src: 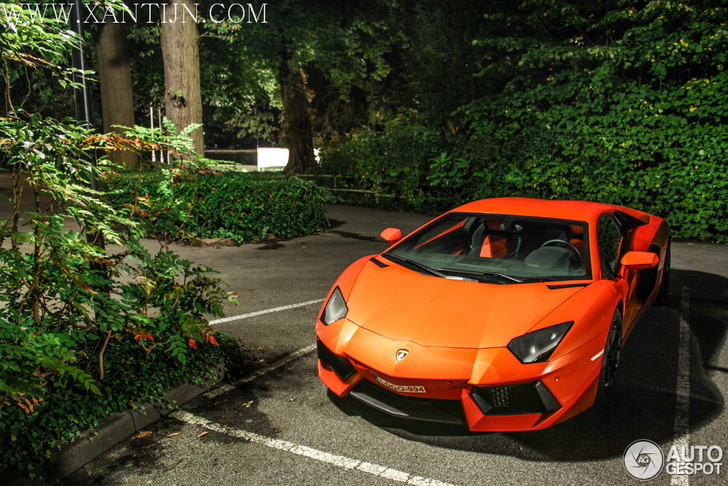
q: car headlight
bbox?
[507,322,573,364]
[321,287,348,325]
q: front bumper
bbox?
[316,326,606,432]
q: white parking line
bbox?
[209,299,325,326]
[204,344,317,399]
[671,287,691,486]
[173,410,459,486]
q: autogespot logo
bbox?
[624,440,665,481]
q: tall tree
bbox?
[160,0,204,155]
[376,0,494,130]
[278,55,314,172]
[231,0,398,172]
[97,21,137,170]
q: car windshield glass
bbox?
[383,212,591,282]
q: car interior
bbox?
[389,213,591,281]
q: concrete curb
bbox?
[3,362,225,486]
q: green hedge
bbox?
[1,339,225,473]
[317,124,728,242]
[316,1,728,243]
[102,170,329,243]
[315,125,450,212]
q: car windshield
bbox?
[383,212,591,283]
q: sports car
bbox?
[316,198,670,431]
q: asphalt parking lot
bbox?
[37,204,728,485]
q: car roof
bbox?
[452,197,633,224]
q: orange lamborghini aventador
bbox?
[316,198,670,432]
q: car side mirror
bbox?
[380,228,402,245]
[620,251,659,270]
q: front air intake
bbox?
[470,381,560,415]
[317,338,356,381]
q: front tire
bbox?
[596,309,622,403]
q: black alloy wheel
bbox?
[596,309,622,402]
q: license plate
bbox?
[375,376,426,394]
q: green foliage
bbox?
[320,0,728,243]
[317,124,446,209]
[224,109,279,145]
[186,172,328,242]
[0,113,239,472]
[102,169,328,244]
[0,13,240,475]
[0,2,91,119]
[2,334,227,472]
[462,0,728,241]
[316,121,507,211]
[362,0,496,130]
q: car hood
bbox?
[345,261,585,349]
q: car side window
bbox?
[597,214,623,279]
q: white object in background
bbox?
[257,148,289,170]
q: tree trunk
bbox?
[96,22,137,170]
[279,56,315,173]
[160,0,204,156]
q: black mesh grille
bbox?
[470,380,560,415]
[488,386,511,408]
[317,338,356,381]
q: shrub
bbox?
[317,118,728,243]
[316,124,446,210]
[1,333,227,472]
[101,170,329,244]
[0,14,242,471]
[0,115,240,475]
[184,172,328,242]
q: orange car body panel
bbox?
[346,264,585,348]
[316,198,670,431]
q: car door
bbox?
[596,213,644,335]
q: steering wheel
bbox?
[540,239,583,267]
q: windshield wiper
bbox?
[383,253,447,278]
[438,268,525,283]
